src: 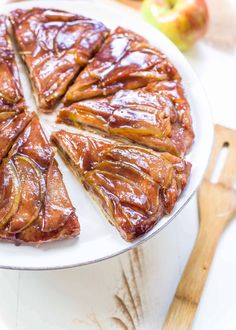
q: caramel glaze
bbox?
[10,8,109,112]
[52,130,191,241]
[0,114,80,244]
[64,26,180,104]
[0,16,26,114]
[0,112,32,163]
[58,80,194,156]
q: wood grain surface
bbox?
[111,248,146,329]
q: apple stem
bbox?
[167,0,176,9]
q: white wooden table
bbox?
[0,1,236,329]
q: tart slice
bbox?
[0,15,26,114]
[10,8,109,112]
[51,130,191,241]
[58,81,194,156]
[0,114,80,244]
[64,26,180,104]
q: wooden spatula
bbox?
[163,125,236,330]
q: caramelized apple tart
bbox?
[58,80,194,156]
[0,114,80,244]
[52,130,191,241]
[0,7,194,244]
[10,8,109,112]
[64,26,180,104]
[0,15,26,114]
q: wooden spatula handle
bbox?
[163,223,222,330]
[163,124,236,329]
[163,178,235,330]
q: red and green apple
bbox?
[142,0,209,51]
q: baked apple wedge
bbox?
[0,159,21,229]
[16,159,79,244]
[52,130,191,241]
[146,80,194,152]
[0,111,32,163]
[8,155,43,234]
[58,83,194,156]
[0,15,26,114]
[10,8,109,112]
[43,159,77,232]
[0,114,80,244]
[64,26,180,104]
[9,113,53,170]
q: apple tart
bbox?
[58,80,194,156]
[0,114,80,244]
[0,15,26,114]
[0,7,194,245]
[63,26,180,104]
[51,130,191,241]
[10,8,109,112]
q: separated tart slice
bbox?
[58,81,194,156]
[0,114,80,244]
[10,8,109,112]
[63,26,180,105]
[0,15,26,114]
[51,130,191,241]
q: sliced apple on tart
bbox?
[0,15,26,114]
[51,130,191,241]
[58,83,194,156]
[43,159,77,233]
[10,8,109,112]
[0,159,21,229]
[0,111,32,163]
[0,114,80,244]
[63,26,180,104]
[16,159,79,244]
[8,155,44,234]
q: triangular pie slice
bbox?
[0,114,80,244]
[58,80,194,156]
[51,130,191,241]
[0,15,26,114]
[64,26,180,104]
[10,8,109,112]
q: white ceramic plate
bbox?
[1,0,213,270]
